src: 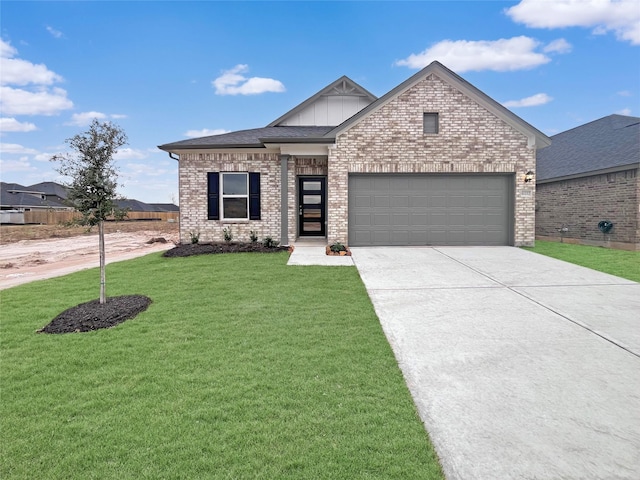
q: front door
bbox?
[298,177,326,237]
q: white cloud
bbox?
[0,117,37,132]
[0,142,39,154]
[543,38,572,53]
[120,162,171,181]
[65,111,107,126]
[65,112,128,126]
[46,26,64,39]
[184,128,230,138]
[616,108,632,115]
[0,57,64,86]
[0,38,18,58]
[506,0,640,45]
[213,64,285,95]
[0,39,72,117]
[395,36,551,72]
[0,86,73,116]
[503,93,553,107]
[114,148,147,160]
[617,90,632,96]
[34,152,58,162]
[0,158,36,173]
[0,39,63,86]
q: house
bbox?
[158,61,550,247]
[535,115,639,251]
[0,181,179,224]
[0,182,71,211]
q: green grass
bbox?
[0,252,444,479]
[523,241,640,282]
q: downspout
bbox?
[168,152,179,161]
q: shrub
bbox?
[262,236,279,248]
[189,231,200,244]
[223,227,233,243]
[249,230,259,243]
[329,241,346,253]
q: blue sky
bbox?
[1,0,638,204]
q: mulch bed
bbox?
[163,242,290,258]
[38,295,152,334]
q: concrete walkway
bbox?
[351,247,640,480]
[287,239,353,266]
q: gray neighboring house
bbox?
[536,114,640,250]
[1,181,178,223]
[0,182,71,211]
[159,61,550,247]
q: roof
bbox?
[158,126,334,151]
[537,114,640,182]
[159,61,550,152]
[27,181,69,199]
[149,203,180,212]
[1,183,69,209]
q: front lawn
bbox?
[0,252,443,479]
[524,241,640,282]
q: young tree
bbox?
[51,119,128,304]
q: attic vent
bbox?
[423,113,439,134]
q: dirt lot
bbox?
[0,221,179,290]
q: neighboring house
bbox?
[0,182,71,211]
[159,61,550,247]
[536,115,640,251]
[1,181,179,223]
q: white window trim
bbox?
[221,172,249,221]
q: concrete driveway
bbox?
[351,246,640,480]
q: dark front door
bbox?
[298,177,326,237]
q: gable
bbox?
[269,76,377,127]
[328,61,550,150]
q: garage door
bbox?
[348,174,513,246]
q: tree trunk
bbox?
[99,220,106,304]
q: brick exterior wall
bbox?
[177,152,281,244]
[177,73,541,247]
[535,168,640,250]
[327,73,537,246]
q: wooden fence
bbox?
[23,210,179,225]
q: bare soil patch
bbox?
[0,221,179,290]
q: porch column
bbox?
[280,154,290,246]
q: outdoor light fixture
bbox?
[524,170,534,183]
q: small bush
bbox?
[223,227,233,243]
[329,241,346,253]
[249,230,259,243]
[262,236,279,248]
[189,231,200,244]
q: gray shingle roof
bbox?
[1,183,68,209]
[159,126,334,150]
[537,114,640,182]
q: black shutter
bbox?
[249,172,261,220]
[207,172,219,220]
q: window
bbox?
[222,173,248,219]
[207,172,260,221]
[423,113,439,134]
